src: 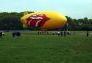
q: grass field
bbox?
[0,31,92,63]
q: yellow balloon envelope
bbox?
[21,11,67,30]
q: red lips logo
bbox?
[27,14,49,28]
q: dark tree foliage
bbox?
[66,16,92,31]
[0,12,23,30]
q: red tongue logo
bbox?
[27,14,49,28]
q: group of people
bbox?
[37,31,71,36]
[57,31,71,36]
[0,32,5,38]
[0,31,21,38]
[12,32,21,38]
[0,31,90,38]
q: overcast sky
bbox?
[0,0,92,18]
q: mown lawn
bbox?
[0,32,92,63]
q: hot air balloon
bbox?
[21,11,67,30]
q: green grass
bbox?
[0,32,92,63]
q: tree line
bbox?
[66,16,92,31]
[0,12,92,31]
